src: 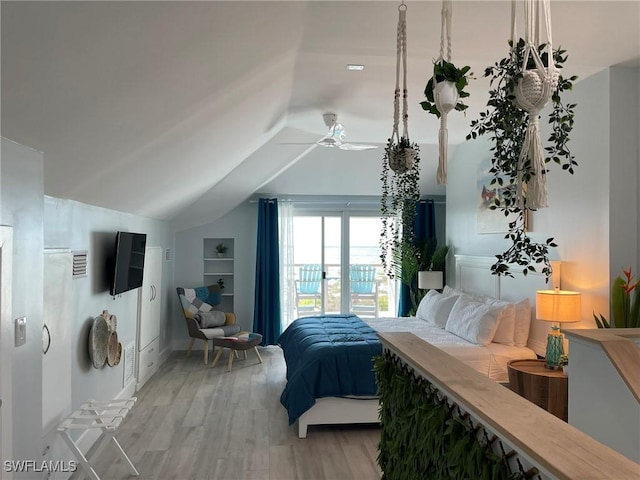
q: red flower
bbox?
[621,267,639,294]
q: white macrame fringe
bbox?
[511,0,556,209]
[434,0,454,185]
[437,116,448,185]
[516,115,548,209]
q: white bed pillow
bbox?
[444,287,517,346]
[445,296,503,346]
[416,290,460,328]
[442,285,466,298]
[474,296,516,346]
[513,298,532,347]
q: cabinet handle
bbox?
[147,362,154,368]
[42,324,51,355]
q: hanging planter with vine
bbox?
[467,0,578,279]
[420,0,472,184]
[380,2,421,278]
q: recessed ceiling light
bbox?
[346,64,365,71]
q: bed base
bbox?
[297,397,380,438]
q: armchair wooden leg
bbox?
[186,338,195,358]
[227,348,234,372]
[254,347,263,364]
[203,339,210,364]
[211,348,224,368]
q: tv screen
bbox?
[110,232,147,296]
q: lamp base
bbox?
[545,332,564,369]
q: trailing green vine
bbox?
[374,353,526,479]
[467,39,578,279]
[380,137,421,278]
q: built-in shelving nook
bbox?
[203,238,234,312]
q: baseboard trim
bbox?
[173,338,207,351]
[159,344,171,365]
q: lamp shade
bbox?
[418,271,443,290]
[535,290,582,323]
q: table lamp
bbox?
[418,271,443,290]
[535,289,581,369]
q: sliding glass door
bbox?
[348,216,391,317]
[292,212,393,319]
[292,216,342,316]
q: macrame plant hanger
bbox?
[434,0,456,185]
[388,1,415,174]
[512,0,558,209]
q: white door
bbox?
[42,250,74,478]
[42,250,72,432]
[138,247,162,351]
[0,226,14,472]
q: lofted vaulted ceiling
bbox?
[2,1,639,231]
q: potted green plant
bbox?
[215,242,228,257]
[467,38,578,280]
[217,278,225,291]
[420,59,472,119]
[388,136,418,174]
[380,139,421,278]
[559,354,569,375]
[593,267,640,328]
[393,240,449,315]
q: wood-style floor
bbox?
[82,346,382,480]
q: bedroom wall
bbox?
[44,197,173,409]
[446,67,639,326]
[608,66,639,280]
[1,137,45,474]
[0,136,174,468]
[173,202,257,348]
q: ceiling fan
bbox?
[316,113,378,151]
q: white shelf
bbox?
[204,238,234,312]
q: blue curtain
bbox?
[253,198,282,345]
[397,199,436,317]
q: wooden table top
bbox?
[507,359,566,378]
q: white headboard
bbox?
[454,255,549,356]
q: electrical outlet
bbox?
[15,316,26,346]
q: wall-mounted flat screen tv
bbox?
[110,231,147,296]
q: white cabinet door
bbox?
[138,247,162,353]
[42,250,72,434]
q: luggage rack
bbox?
[57,398,139,480]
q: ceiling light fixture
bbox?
[346,64,365,71]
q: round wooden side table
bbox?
[507,359,568,421]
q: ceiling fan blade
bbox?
[317,137,342,147]
[339,143,378,151]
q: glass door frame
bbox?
[293,207,386,317]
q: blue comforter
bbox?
[277,314,382,425]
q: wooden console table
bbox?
[508,359,568,421]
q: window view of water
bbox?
[292,215,395,317]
